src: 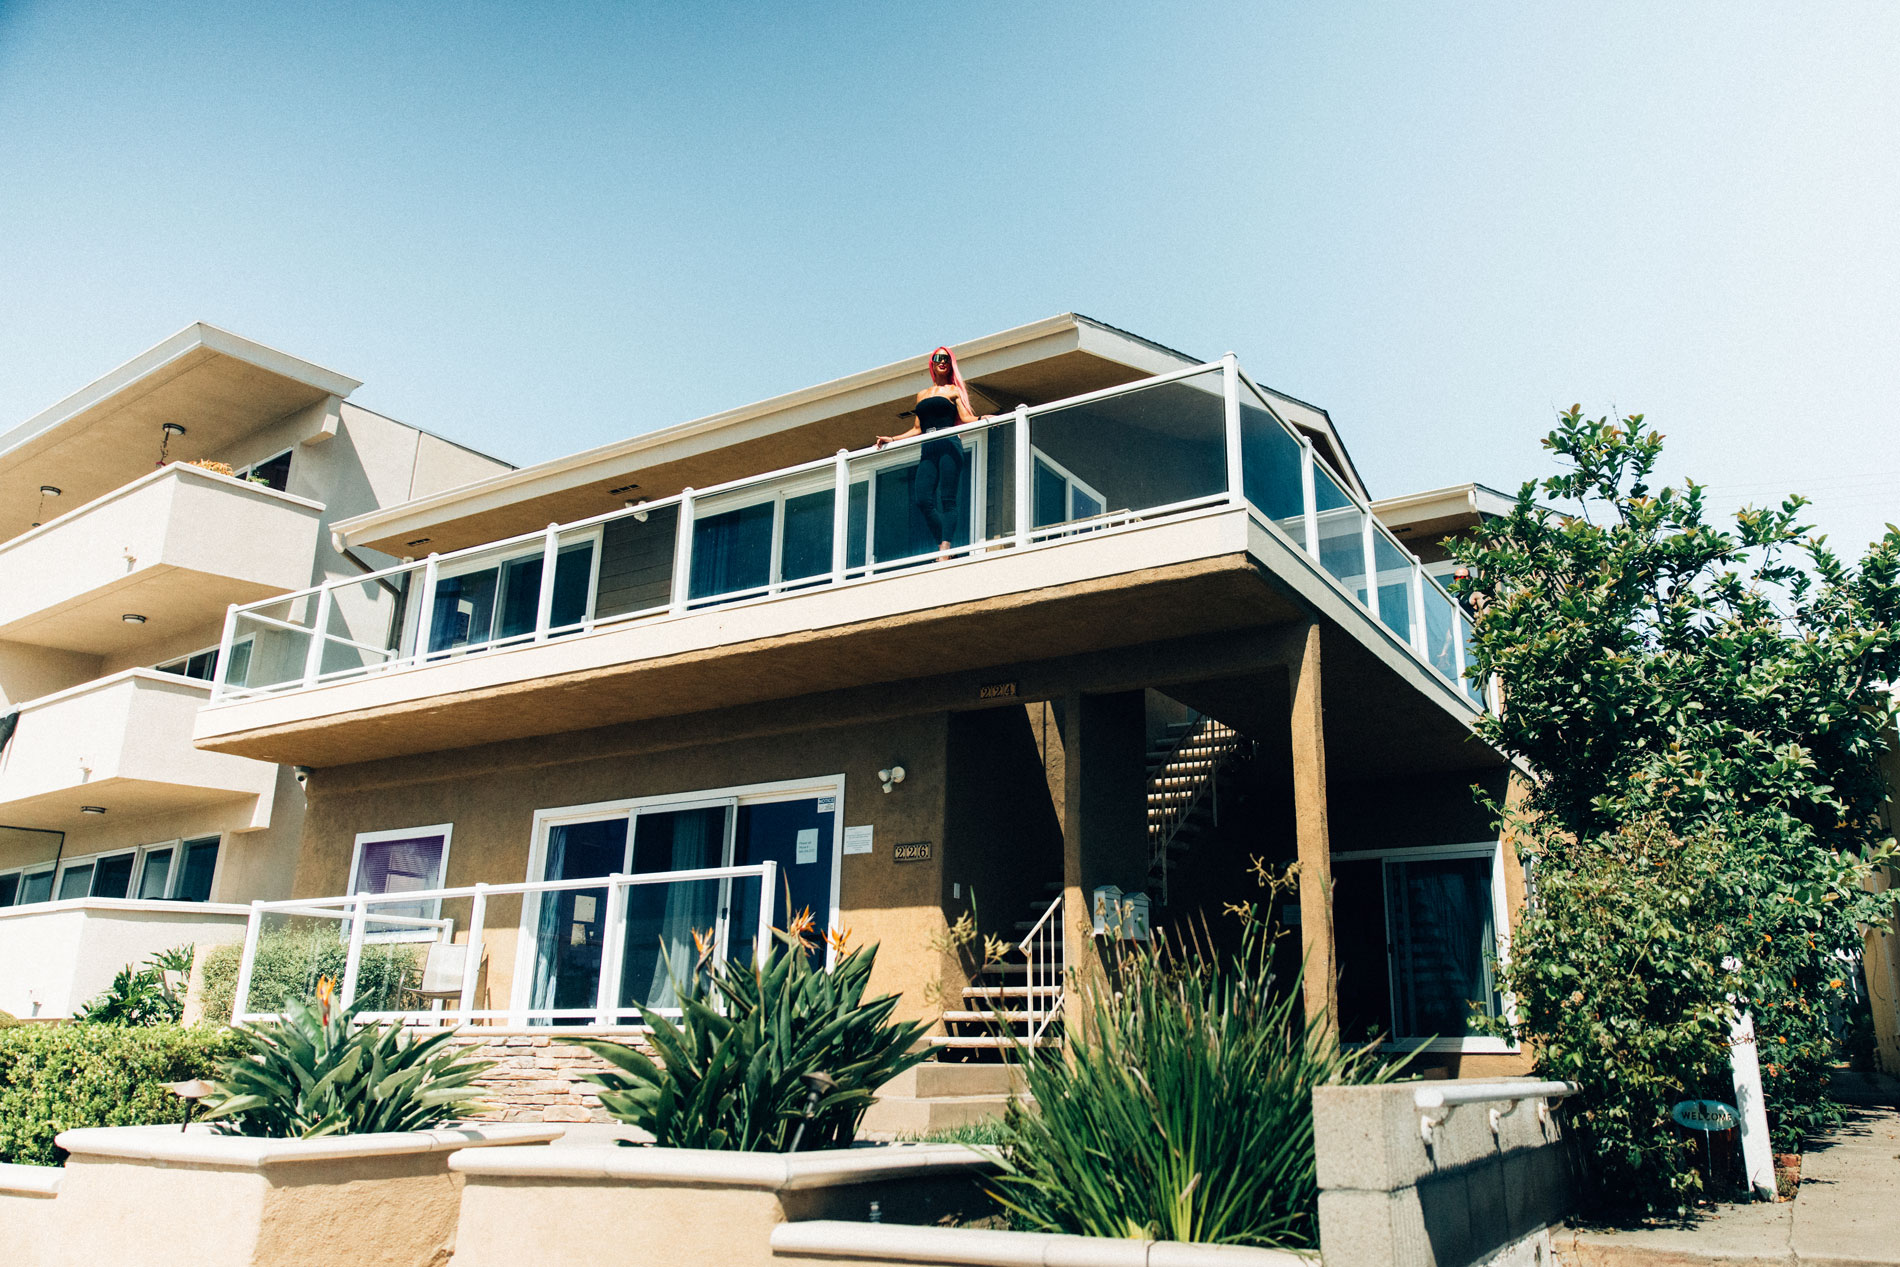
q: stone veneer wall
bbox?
[450,1034,654,1124]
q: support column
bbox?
[1290,622,1339,1041]
[1059,691,1148,1012]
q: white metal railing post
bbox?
[1359,514,1378,615]
[211,602,241,702]
[831,450,850,583]
[1409,565,1428,659]
[341,891,369,1010]
[755,859,779,969]
[533,523,560,642]
[301,582,334,687]
[459,883,488,1019]
[1013,404,1032,548]
[231,900,264,1022]
[1221,353,1243,505]
[670,489,696,614]
[1299,438,1320,560]
[413,553,441,663]
[1453,606,1470,695]
[596,874,631,1026]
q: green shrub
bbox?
[73,945,194,1025]
[990,923,1401,1249]
[578,932,930,1152]
[0,1010,19,1029]
[0,1023,244,1166]
[202,987,491,1138]
[200,929,421,1023]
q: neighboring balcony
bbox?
[0,670,279,831]
[0,462,323,656]
[195,358,1489,766]
[0,898,249,1018]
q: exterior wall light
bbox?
[878,766,906,794]
[122,613,148,624]
[80,805,107,815]
[626,500,649,522]
[39,486,61,498]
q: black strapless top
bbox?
[915,394,959,430]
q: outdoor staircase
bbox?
[928,882,1066,1061]
[1145,714,1253,904]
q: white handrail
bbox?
[210,354,1489,714]
[1414,1080,1579,1109]
[1019,894,1064,1043]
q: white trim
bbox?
[0,834,222,907]
[511,774,846,1026]
[1027,445,1108,529]
[235,446,295,492]
[1333,840,1518,1054]
[346,823,454,938]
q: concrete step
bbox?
[962,984,1061,1000]
[880,1062,1025,1099]
[859,1093,1019,1137]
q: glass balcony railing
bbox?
[209,357,1488,710]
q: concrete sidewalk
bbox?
[1557,1090,1900,1267]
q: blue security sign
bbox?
[1671,1100,1741,1132]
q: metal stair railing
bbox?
[1019,894,1065,1043]
[1146,716,1251,904]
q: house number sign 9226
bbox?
[892,841,932,863]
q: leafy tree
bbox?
[1454,410,1900,1209]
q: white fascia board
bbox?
[0,323,361,459]
[329,314,1091,550]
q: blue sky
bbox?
[2,2,1895,552]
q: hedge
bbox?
[0,1023,243,1166]
[200,928,423,1024]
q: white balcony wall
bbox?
[0,670,278,831]
[0,899,248,1018]
[0,463,323,656]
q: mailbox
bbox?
[1090,885,1124,936]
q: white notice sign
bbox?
[842,825,874,856]
[795,828,819,865]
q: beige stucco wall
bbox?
[297,711,963,1024]
[0,900,247,1017]
[0,641,99,710]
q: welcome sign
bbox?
[1670,1100,1741,1132]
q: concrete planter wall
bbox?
[1314,1079,1577,1267]
[0,1162,62,1267]
[770,1221,1314,1265]
[45,1122,560,1267]
[448,1143,1000,1267]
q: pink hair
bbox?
[928,346,970,401]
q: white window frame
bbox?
[0,837,218,906]
[1332,840,1518,1054]
[410,529,604,658]
[346,824,455,941]
[511,773,846,1025]
[1028,445,1108,530]
[157,635,253,683]
[235,447,294,491]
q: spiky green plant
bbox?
[576,932,929,1151]
[990,923,1402,1248]
[201,983,491,1138]
[73,944,194,1026]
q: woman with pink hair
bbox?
[876,346,985,561]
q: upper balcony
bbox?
[0,669,279,831]
[0,463,323,656]
[194,359,1489,767]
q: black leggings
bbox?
[913,437,964,545]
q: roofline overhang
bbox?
[0,323,362,461]
[331,314,1152,552]
[1372,481,1520,527]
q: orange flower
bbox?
[823,924,853,956]
[1829,978,1844,990]
[781,906,818,952]
[690,926,717,967]
[316,975,336,1026]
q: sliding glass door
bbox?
[523,780,840,1025]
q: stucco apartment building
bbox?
[192,314,1529,1087]
[0,325,510,1017]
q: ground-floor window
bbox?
[348,825,452,936]
[514,776,842,1026]
[1332,842,1515,1053]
